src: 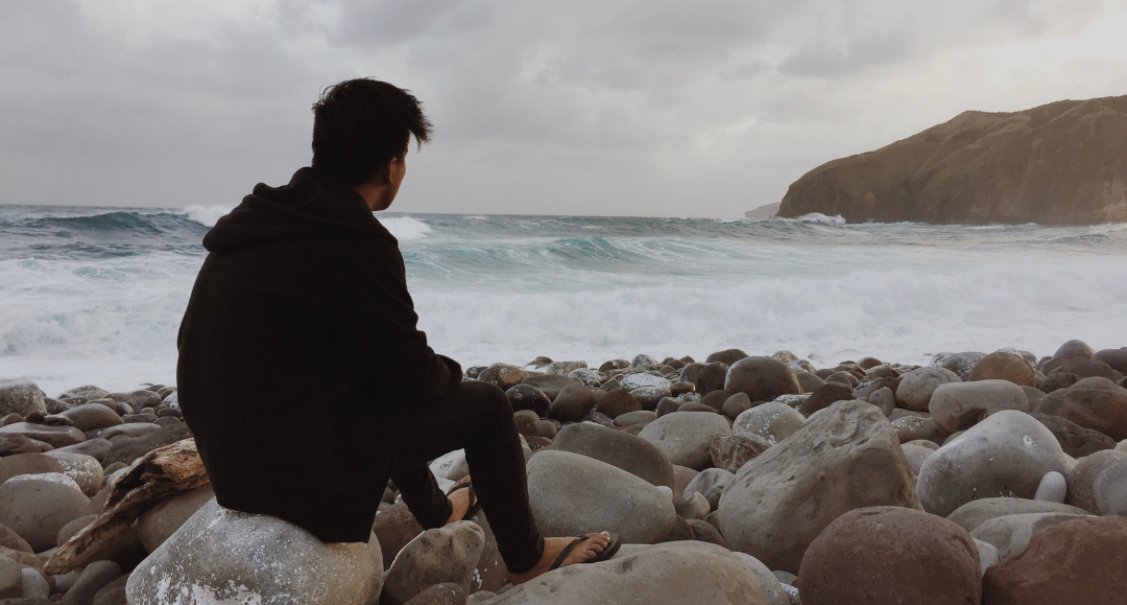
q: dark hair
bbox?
[311,79,433,186]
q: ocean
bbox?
[2,204,1126,397]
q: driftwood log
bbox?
[45,438,209,575]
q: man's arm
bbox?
[346,237,462,402]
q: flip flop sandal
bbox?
[446,480,482,521]
[548,532,621,571]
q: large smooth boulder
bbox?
[797,507,981,605]
[982,516,1127,605]
[0,380,46,418]
[970,351,1036,386]
[1066,450,1127,512]
[735,403,805,445]
[137,484,215,552]
[0,475,89,552]
[483,541,768,605]
[916,411,1070,517]
[1036,377,1127,440]
[929,380,1030,433]
[551,423,674,489]
[724,357,802,402]
[383,521,485,605]
[526,450,676,544]
[717,401,920,573]
[945,497,1090,533]
[895,367,961,411]
[126,499,383,605]
[638,412,732,470]
[970,512,1086,561]
[0,424,84,448]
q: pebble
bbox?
[1033,470,1067,503]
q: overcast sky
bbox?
[3,0,1126,217]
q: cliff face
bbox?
[777,95,1127,225]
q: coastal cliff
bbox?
[776,95,1127,225]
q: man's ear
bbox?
[374,163,391,186]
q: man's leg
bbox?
[388,380,544,573]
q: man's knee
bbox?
[460,380,513,418]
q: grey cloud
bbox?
[1,0,1125,217]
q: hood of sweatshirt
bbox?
[203,167,395,253]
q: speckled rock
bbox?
[797,507,981,605]
[638,412,732,470]
[931,352,986,380]
[125,499,383,605]
[732,402,805,445]
[526,450,676,544]
[504,385,550,417]
[383,521,485,605]
[1030,413,1116,458]
[718,401,920,573]
[42,452,103,497]
[0,381,46,419]
[916,411,1070,517]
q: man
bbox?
[177,78,615,585]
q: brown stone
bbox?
[1050,357,1123,382]
[982,516,1127,604]
[776,95,1127,225]
[679,362,728,396]
[796,383,853,416]
[1093,348,1127,374]
[725,357,803,402]
[1035,377,1127,440]
[971,351,1036,386]
[0,453,63,485]
[798,506,980,605]
[0,522,31,553]
[545,384,596,422]
[401,583,468,605]
[595,390,641,418]
[0,424,84,449]
[1031,413,1115,458]
[1038,371,1078,393]
[1066,450,1127,513]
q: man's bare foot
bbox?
[508,533,613,585]
[445,478,473,525]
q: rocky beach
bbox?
[0,340,1124,604]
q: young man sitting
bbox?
[176,78,617,585]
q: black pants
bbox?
[386,380,545,574]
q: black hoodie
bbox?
[177,167,461,542]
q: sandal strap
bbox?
[549,536,590,571]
